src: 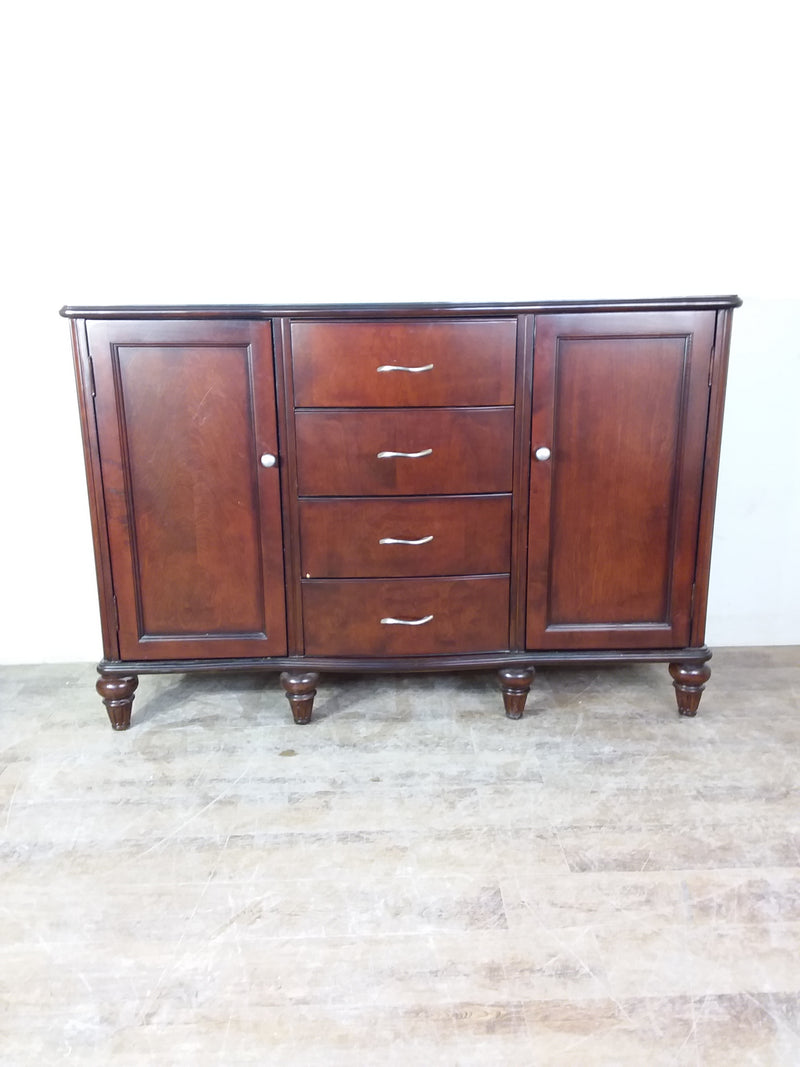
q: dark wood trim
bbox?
[508,313,534,650]
[275,317,305,654]
[61,297,742,320]
[97,646,711,675]
[690,307,735,645]
[71,318,120,659]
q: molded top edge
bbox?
[60,296,742,319]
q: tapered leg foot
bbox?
[96,671,139,730]
[280,671,319,724]
[669,662,711,717]
[498,666,535,719]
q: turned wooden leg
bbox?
[669,662,711,717]
[280,671,319,724]
[96,671,139,730]
[498,666,535,720]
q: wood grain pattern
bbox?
[302,576,510,656]
[526,311,716,650]
[291,319,517,407]
[88,319,287,659]
[299,495,511,578]
[295,407,514,496]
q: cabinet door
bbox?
[88,319,286,660]
[526,311,715,650]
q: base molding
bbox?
[97,646,711,676]
[94,648,712,729]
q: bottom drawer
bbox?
[302,576,509,657]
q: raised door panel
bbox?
[291,319,517,407]
[88,319,286,659]
[526,311,715,650]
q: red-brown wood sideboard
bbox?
[62,297,740,729]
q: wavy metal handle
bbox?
[379,535,434,546]
[380,614,434,626]
[376,363,434,373]
[376,448,433,459]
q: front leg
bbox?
[498,666,535,719]
[669,662,711,717]
[96,670,139,730]
[280,671,319,724]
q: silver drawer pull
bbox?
[376,448,433,459]
[380,614,434,626]
[379,535,434,546]
[376,363,434,373]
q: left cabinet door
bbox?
[87,319,287,660]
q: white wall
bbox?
[1,1,798,662]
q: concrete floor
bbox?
[1,648,799,1064]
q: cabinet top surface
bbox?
[61,296,742,319]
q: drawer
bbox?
[302,576,510,656]
[291,319,517,407]
[295,408,514,496]
[299,495,511,578]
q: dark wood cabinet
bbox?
[64,297,739,729]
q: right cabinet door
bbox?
[526,311,716,650]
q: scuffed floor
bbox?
[1,648,799,1064]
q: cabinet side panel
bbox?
[690,308,735,645]
[70,318,119,659]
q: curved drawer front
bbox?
[302,576,510,656]
[299,495,511,578]
[291,319,517,407]
[295,408,514,496]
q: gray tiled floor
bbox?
[1,649,799,1063]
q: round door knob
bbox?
[535,446,551,462]
[260,453,277,468]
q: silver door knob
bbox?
[260,453,277,468]
[534,446,551,462]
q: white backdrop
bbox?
[1,1,798,662]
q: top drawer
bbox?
[291,319,517,407]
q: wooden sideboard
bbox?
[63,297,739,729]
